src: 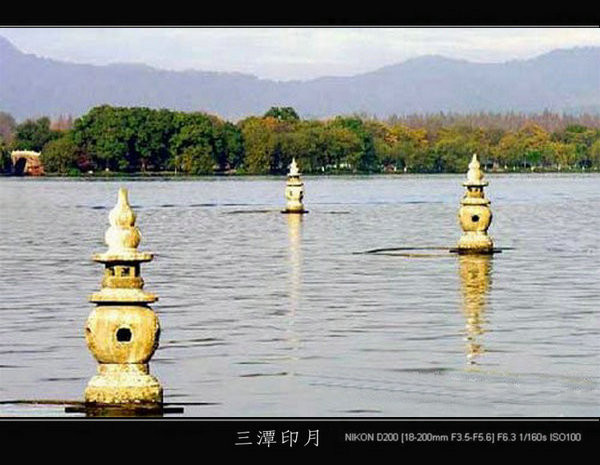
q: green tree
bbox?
[132,108,174,171]
[0,137,11,173]
[12,117,59,152]
[398,127,429,172]
[272,120,329,173]
[561,125,597,167]
[173,145,215,175]
[589,139,600,168]
[371,124,430,172]
[72,106,177,172]
[321,124,362,170]
[330,116,378,172]
[72,106,131,171]
[238,116,276,174]
[40,135,80,174]
[432,126,489,172]
[169,112,217,173]
[256,114,302,173]
[495,123,553,169]
[212,120,244,171]
[549,142,577,169]
[263,106,300,122]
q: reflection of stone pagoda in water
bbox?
[287,213,302,314]
[282,158,308,214]
[286,214,302,371]
[85,188,162,406]
[459,254,492,364]
[456,154,494,254]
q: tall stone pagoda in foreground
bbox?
[456,154,494,254]
[85,188,162,405]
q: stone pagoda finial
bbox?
[289,158,300,177]
[105,188,142,255]
[464,154,488,187]
[93,188,153,265]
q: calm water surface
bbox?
[0,174,598,416]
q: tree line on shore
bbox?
[1,105,600,175]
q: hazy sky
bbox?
[1,27,598,81]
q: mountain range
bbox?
[1,35,598,122]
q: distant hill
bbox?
[1,36,598,122]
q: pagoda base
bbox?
[453,232,494,254]
[281,209,309,214]
[85,363,162,404]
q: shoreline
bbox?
[2,168,599,179]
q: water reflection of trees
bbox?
[459,255,492,365]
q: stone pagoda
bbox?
[282,158,308,214]
[85,188,162,406]
[456,154,494,254]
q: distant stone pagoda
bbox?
[282,158,308,214]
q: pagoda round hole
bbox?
[471,214,480,223]
[116,327,132,343]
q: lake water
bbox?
[0,174,598,417]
